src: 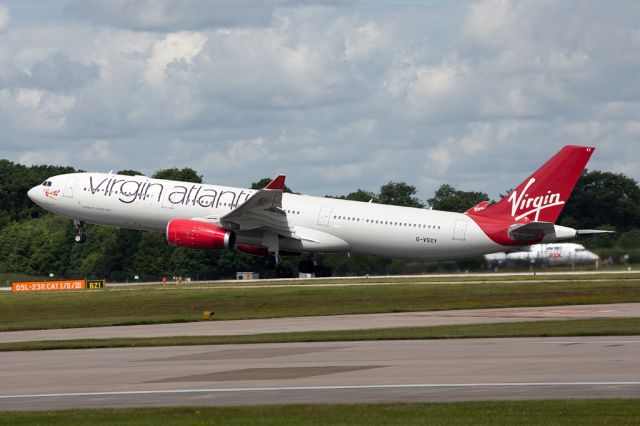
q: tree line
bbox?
[0,159,639,281]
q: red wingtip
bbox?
[265,175,286,190]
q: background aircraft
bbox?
[28,145,607,277]
[485,243,600,267]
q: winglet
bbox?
[265,175,286,190]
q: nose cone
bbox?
[27,185,48,207]
[27,186,39,203]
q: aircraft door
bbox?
[63,178,78,198]
[317,206,333,226]
[452,220,468,241]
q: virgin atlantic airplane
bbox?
[28,145,607,277]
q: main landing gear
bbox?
[298,257,332,278]
[298,257,333,278]
[261,254,294,278]
[73,219,86,244]
[261,254,333,278]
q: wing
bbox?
[219,175,297,238]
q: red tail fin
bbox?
[474,146,594,223]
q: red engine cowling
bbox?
[166,219,235,250]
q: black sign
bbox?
[86,279,105,289]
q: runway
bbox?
[1,303,638,344]
[1,336,639,410]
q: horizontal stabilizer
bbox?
[508,221,556,242]
[576,229,615,235]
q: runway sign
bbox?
[86,279,106,289]
[12,280,87,292]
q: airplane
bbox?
[28,145,610,278]
[484,243,600,267]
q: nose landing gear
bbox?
[73,220,86,244]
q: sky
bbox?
[1,0,639,201]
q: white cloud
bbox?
[343,21,385,63]
[0,4,9,32]
[144,32,207,87]
[427,147,452,175]
[74,0,325,31]
[0,0,640,201]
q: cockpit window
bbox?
[42,181,52,187]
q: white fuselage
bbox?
[29,172,506,260]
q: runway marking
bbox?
[2,382,640,399]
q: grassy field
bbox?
[116,271,640,288]
[1,317,639,351]
[1,277,640,331]
[1,400,639,425]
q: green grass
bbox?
[129,271,640,288]
[2,279,640,331]
[1,400,640,425]
[2,318,639,351]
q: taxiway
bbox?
[1,336,639,410]
[1,303,638,344]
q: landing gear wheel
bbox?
[313,265,332,277]
[276,265,293,278]
[298,259,315,274]
[73,220,86,244]
[262,254,277,270]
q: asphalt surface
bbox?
[1,336,639,410]
[1,303,639,344]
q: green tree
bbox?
[427,184,489,213]
[617,229,640,249]
[152,168,202,183]
[117,169,144,176]
[378,181,424,208]
[559,170,640,233]
[129,232,173,276]
[0,160,76,227]
[328,189,378,203]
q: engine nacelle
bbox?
[166,219,235,250]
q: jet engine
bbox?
[166,219,235,250]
